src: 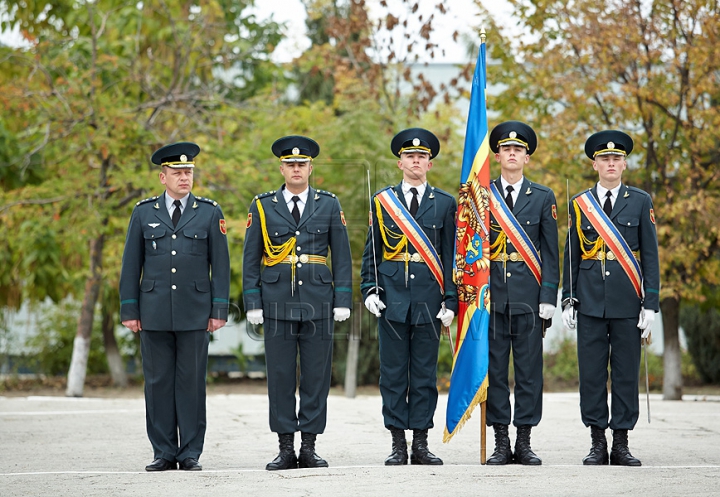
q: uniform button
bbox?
[171,285,177,290]
[410,274,415,279]
[295,231,300,235]
[274,232,278,235]
[172,234,177,239]
[194,234,197,238]
[297,263,302,268]
[527,221,530,224]
[171,250,176,255]
[605,271,610,276]
[297,247,302,251]
[627,222,631,226]
[507,272,512,277]
[298,280,303,285]
[172,268,177,273]
[433,225,436,228]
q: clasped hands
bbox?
[246,307,351,324]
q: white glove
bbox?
[538,303,556,320]
[436,307,455,327]
[247,309,264,325]
[562,306,576,330]
[364,294,386,317]
[333,307,351,322]
[637,308,655,338]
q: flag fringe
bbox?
[442,377,489,443]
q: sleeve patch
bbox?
[246,212,252,228]
[219,219,227,235]
[340,211,346,226]
[551,204,557,220]
[649,208,655,224]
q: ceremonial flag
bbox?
[444,33,491,442]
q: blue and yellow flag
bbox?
[444,34,491,442]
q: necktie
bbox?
[172,199,182,227]
[505,185,514,211]
[409,187,419,217]
[291,196,301,224]
[603,191,613,216]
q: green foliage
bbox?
[26,300,108,376]
[680,303,720,384]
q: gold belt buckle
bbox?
[410,253,422,263]
[606,251,616,261]
[299,254,309,264]
[289,254,299,264]
[509,252,519,262]
[597,251,605,261]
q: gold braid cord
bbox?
[573,200,604,258]
[374,196,409,276]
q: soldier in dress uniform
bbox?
[485,121,559,466]
[242,135,353,470]
[360,128,457,466]
[119,141,231,472]
[562,130,660,466]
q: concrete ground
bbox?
[1,390,719,496]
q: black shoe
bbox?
[486,424,513,465]
[610,429,641,466]
[178,458,202,471]
[583,426,609,465]
[385,428,408,466]
[298,432,329,468]
[514,425,541,465]
[145,458,176,472]
[266,433,298,471]
[410,429,443,465]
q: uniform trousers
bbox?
[487,310,544,427]
[577,314,641,430]
[140,329,209,462]
[378,317,440,431]
[264,317,333,434]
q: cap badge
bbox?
[509,131,517,138]
[180,154,187,162]
[607,141,615,149]
[292,147,300,155]
[412,138,420,146]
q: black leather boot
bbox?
[514,425,542,465]
[582,426,609,465]
[410,429,443,465]
[385,428,408,466]
[266,433,297,471]
[486,424,513,465]
[610,429,641,466]
[298,432,329,468]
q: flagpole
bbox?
[479,26,487,466]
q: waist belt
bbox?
[582,250,640,262]
[265,254,327,265]
[490,252,526,263]
[385,253,426,263]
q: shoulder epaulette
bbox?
[430,186,454,198]
[254,190,277,200]
[195,196,219,206]
[626,185,650,197]
[136,195,159,206]
[528,182,551,193]
[316,189,337,198]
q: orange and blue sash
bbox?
[376,188,445,293]
[575,191,643,298]
[489,182,542,285]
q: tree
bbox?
[0,0,282,395]
[482,0,720,399]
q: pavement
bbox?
[1,390,719,496]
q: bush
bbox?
[26,300,108,376]
[680,304,720,384]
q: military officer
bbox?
[562,130,660,466]
[485,121,559,466]
[242,135,353,470]
[119,141,230,472]
[360,128,457,466]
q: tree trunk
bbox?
[102,306,128,388]
[66,234,104,397]
[344,310,360,398]
[661,296,682,400]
